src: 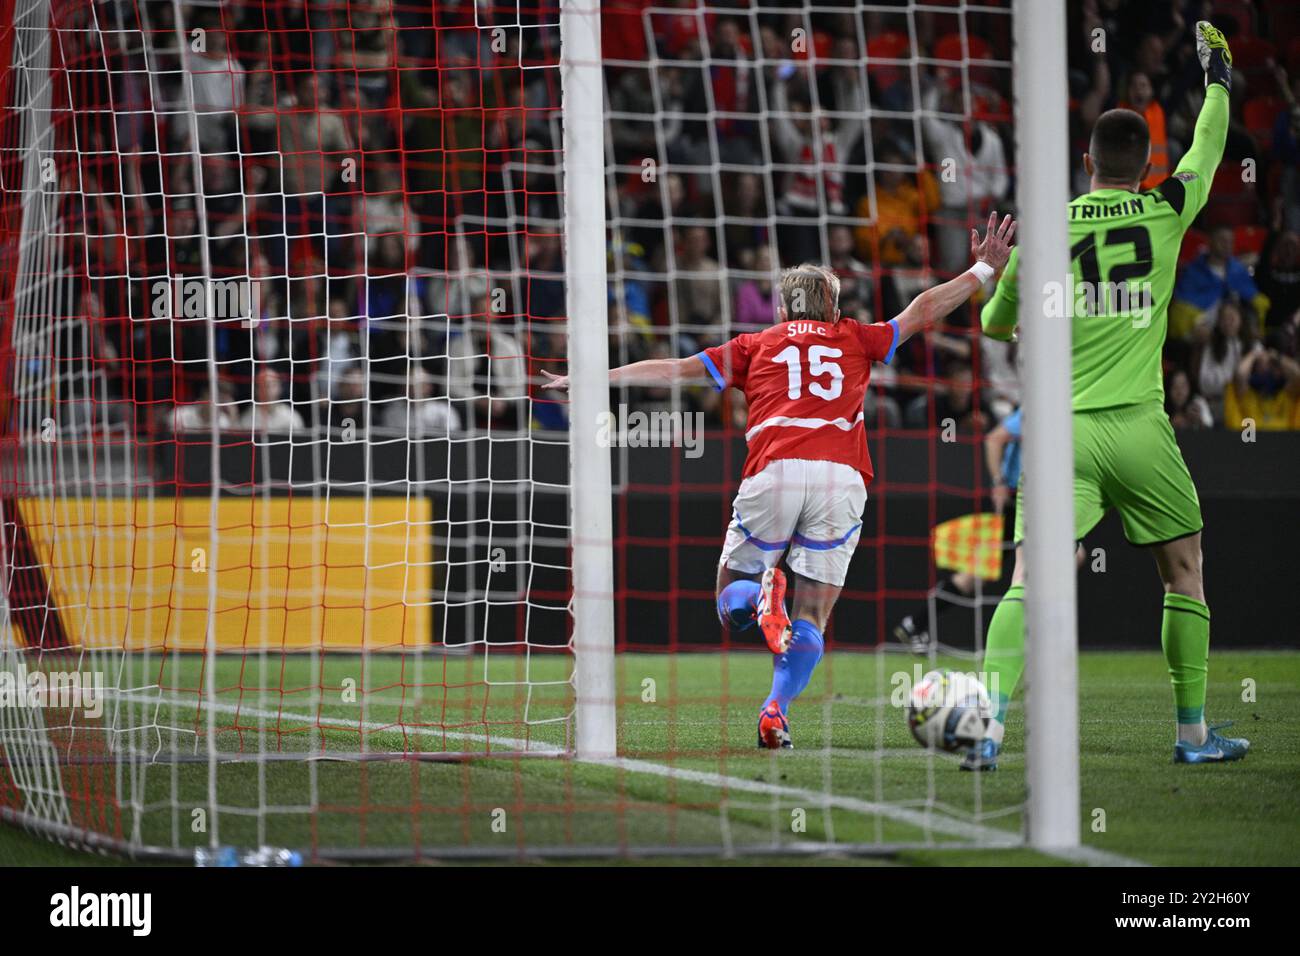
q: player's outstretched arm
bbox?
[1162,22,1232,226]
[892,211,1016,345]
[542,356,712,392]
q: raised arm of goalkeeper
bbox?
[1162,21,1233,229]
[979,20,1234,342]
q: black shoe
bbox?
[892,616,932,655]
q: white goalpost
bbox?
[1012,0,1080,850]
[561,0,617,761]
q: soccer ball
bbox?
[906,669,991,752]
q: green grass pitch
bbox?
[1,649,1295,866]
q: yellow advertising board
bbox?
[17,495,432,650]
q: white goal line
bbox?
[162,693,1143,867]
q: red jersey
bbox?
[699,317,899,486]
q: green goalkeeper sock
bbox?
[1161,592,1210,744]
[982,583,1025,740]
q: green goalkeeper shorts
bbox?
[1013,401,1203,547]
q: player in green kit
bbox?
[969,22,1249,769]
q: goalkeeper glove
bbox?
[1196,20,1232,92]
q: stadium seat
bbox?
[1180,228,1208,266]
[1228,37,1277,88]
[1243,96,1287,152]
[865,31,911,72]
[1288,36,1300,72]
[973,92,1011,124]
[795,30,834,64]
[1205,197,1261,228]
[1211,164,1252,197]
[932,33,993,64]
[1234,224,1269,256]
[865,31,911,90]
[602,0,652,62]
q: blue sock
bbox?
[717,579,761,631]
[763,619,824,715]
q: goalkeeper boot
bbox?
[960,737,1000,772]
[756,567,792,654]
[1174,722,1250,764]
[892,615,932,655]
[757,701,793,750]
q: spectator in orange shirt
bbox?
[853,140,940,267]
[1120,71,1169,190]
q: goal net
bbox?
[0,0,1050,862]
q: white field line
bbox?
[146,692,1145,867]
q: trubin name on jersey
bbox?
[1070,196,1147,220]
[595,404,704,458]
[1043,272,1156,328]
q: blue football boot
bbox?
[1174,722,1250,764]
[960,737,1000,771]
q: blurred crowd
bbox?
[58,0,1300,445]
[605,0,1300,434]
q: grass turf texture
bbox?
[1,649,1294,866]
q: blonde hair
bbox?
[779,263,841,324]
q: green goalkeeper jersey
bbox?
[981,84,1229,411]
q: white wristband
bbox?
[968,261,995,284]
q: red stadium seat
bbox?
[865,31,910,70]
[602,0,652,62]
[1180,229,1208,266]
[1204,197,1261,228]
[932,33,993,64]
[1234,224,1269,256]
[1243,96,1287,151]
[795,30,834,65]
[1288,37,1300,72]
[865,31,911,89]
[1211,164,1251,196]
[1228,37,1277,87]
[972,92,1011,124]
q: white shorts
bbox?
[718,459,867,587]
